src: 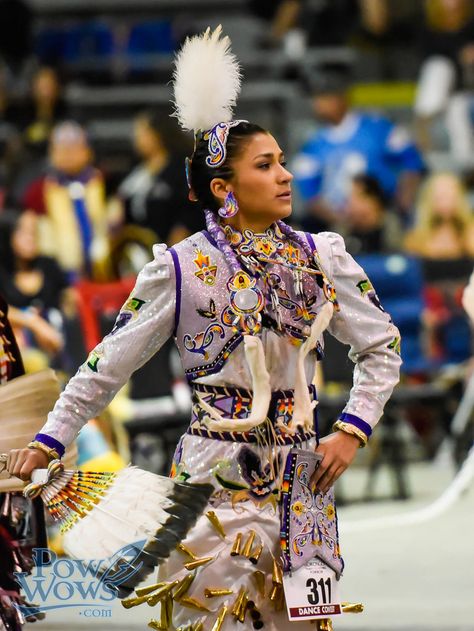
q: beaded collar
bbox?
[224,223,313,274]
[223,222,339,313]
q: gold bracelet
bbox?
[332,421,368,447]
[27,441,60,462]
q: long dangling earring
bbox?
[218,191,239,218]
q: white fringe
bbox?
[284,302,334,435]
[199,335,271,432]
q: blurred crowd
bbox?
[0,0,474,470]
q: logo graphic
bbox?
[14,541,146,616]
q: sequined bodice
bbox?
[170,228,329,382]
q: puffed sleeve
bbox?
[35,244,176,453]
[314,232,402,441]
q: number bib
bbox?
[283,558,342,621]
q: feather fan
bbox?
[23,461,213,597]
[171,24,242,132]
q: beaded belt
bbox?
[188,383,318,445]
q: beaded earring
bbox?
[218,191,239,218]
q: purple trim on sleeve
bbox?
[168,247,182,337]
[34,433,65,458]
[305,232,317,252]
[202,230,217,248]
[338,412,372,438]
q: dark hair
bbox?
[136,110,162,136]
[190,121,267,212]
[137,109,190,155]
[0,211,21,274]
[352,174,388,207]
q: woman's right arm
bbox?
[8,244,176,479]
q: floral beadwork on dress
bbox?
[280,449,344,578]
[169,437,190,482]
[224,224,286,260]
[278,291,318,324]
[196,298,217,320]
[110,296,146,335]
[193,249,218,286]
[213,446,281,509]
[357,278,386,314]
[388,334,401,355]
[183,323,225,359]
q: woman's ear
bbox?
[210,178,231,204]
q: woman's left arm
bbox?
[311,232,402,492]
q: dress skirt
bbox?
[159,432,318,631]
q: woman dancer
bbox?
[7,28,401,630]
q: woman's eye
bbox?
[258,163,270,169]
[280,161,287,167]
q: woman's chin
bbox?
[276,203,292,220]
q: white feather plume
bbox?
[172,25,242,132]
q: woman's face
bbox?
[12,212,39,262]
[430,175,462,219]
[133,119,162,159]
[217,133,293,231]
[33,68,59,104]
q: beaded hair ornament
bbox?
[172,25,245,170]
[171,26,336,433]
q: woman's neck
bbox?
[223,215,276,234]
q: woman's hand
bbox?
[311,431,360,494]
[7,448,50,481]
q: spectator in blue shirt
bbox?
[293,73,426,231]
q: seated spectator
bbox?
[405,171,474,364]
[340,174,404,255]
[414,0,474,163]
[292,71,425,232]
[0,211,66,367]
[8,66,68,158]
[404,172,474,259]
[6,66,68,208]
[22,121,110,281]
[0,210,70,311]
[116,111,203,246]
[421,256,473,364]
